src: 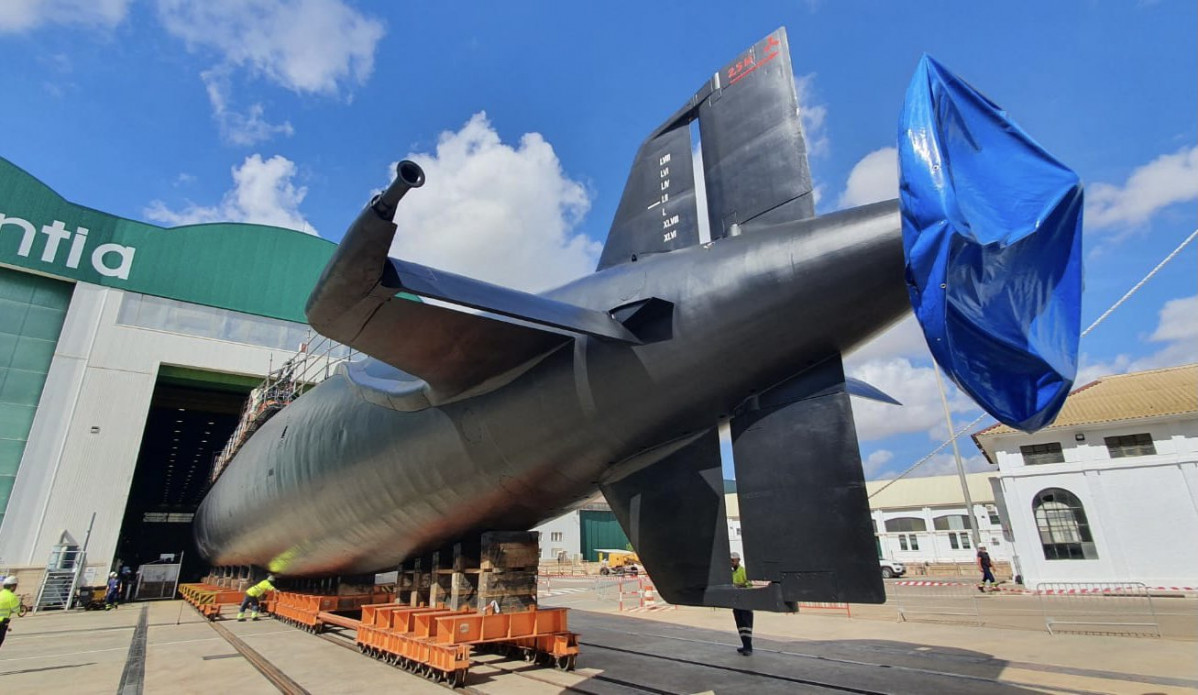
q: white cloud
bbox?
[838,147,897,209]
[863,449,895,479]
[1077,293,1198,383]
[1148,294,1198,343]
[794,73,829,158]
[847,357,979,442]
[144,154,316,234]
[905,452,991,478]
[1087,146,1198,230]
[387,112,598,293]
[845,313,927,364]
[1074,353,1130,390]
[0,0,130,33]
[156,0,385,96]
[845,314,989,444]
[202,68,294,146]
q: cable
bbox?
[1079,227,1197,339]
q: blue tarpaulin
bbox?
[898,55,1083,432]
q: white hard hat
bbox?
[266,574,275,582]
[110,572,118,577]
[730,552,741,560]
[2,575,16,586]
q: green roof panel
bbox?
[0,157,337,323]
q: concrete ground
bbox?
[0,583,1192,694]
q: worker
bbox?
[0,576,20,649]
[237,574,276,622]
[730,552,753,655]
[104,572,121,610]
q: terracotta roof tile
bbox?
[975,363,1197,439]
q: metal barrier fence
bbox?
[1036,582,1160,638]
[798,602,851,617]
[593,576,621,603]
[612,576,674,612]
[887,581,982,626]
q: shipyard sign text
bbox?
[0,210,136,280]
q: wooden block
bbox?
[453,540,480,574]
[478,569,537,599]
[481,531,540,571]
[337,581,373,596]
[450,571,477,611]
[430,574,450,607]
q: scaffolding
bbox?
[211,333,356,482]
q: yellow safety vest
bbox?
[246,579,275,598]
[0,588,19,621]
[732,565,751,588]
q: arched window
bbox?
[884,517,926,533]
[1033,488,1098,560]
[933,515,970,531]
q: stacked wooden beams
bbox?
[478,531,539,612]
[397,531,540,612]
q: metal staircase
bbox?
[34,517,93,612]
[35,567,79,610]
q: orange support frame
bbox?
[262,591,580,686]
[177,583,254,621]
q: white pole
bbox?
[933,367,981,547]
[171,550,185,601]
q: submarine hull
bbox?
[194,204,909,577]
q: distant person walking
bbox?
[977,545,996,592]
[237,575,276,621]
[730,552,753,655]
[104,572,121,610]
[0,576,21,649]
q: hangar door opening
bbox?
[115,366,257,586]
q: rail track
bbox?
[208,608,1117,695]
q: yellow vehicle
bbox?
[596,549,640,576]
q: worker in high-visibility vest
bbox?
[0,576,21,649]
[237,575,276,622]
[104,572,122,610]
[730,553,753,655]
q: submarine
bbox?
[195,29,1083,611]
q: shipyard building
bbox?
[0,157,637,605]
[0,157,343,595]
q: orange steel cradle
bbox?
[178,585,578,687]
[177,583,249,620]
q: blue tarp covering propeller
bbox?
[898,55,1084,432]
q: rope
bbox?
[1080,227,1198,339]
[868,227,1198,498]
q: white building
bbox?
[866,473,1009,566]
[532,509,582,562]
[725,494,744,559]
[537,475,1010,572]
[534,494,745,563]
[973,364,1198,588]
[531,497,626,563]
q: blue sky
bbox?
[2,1,1194,480]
